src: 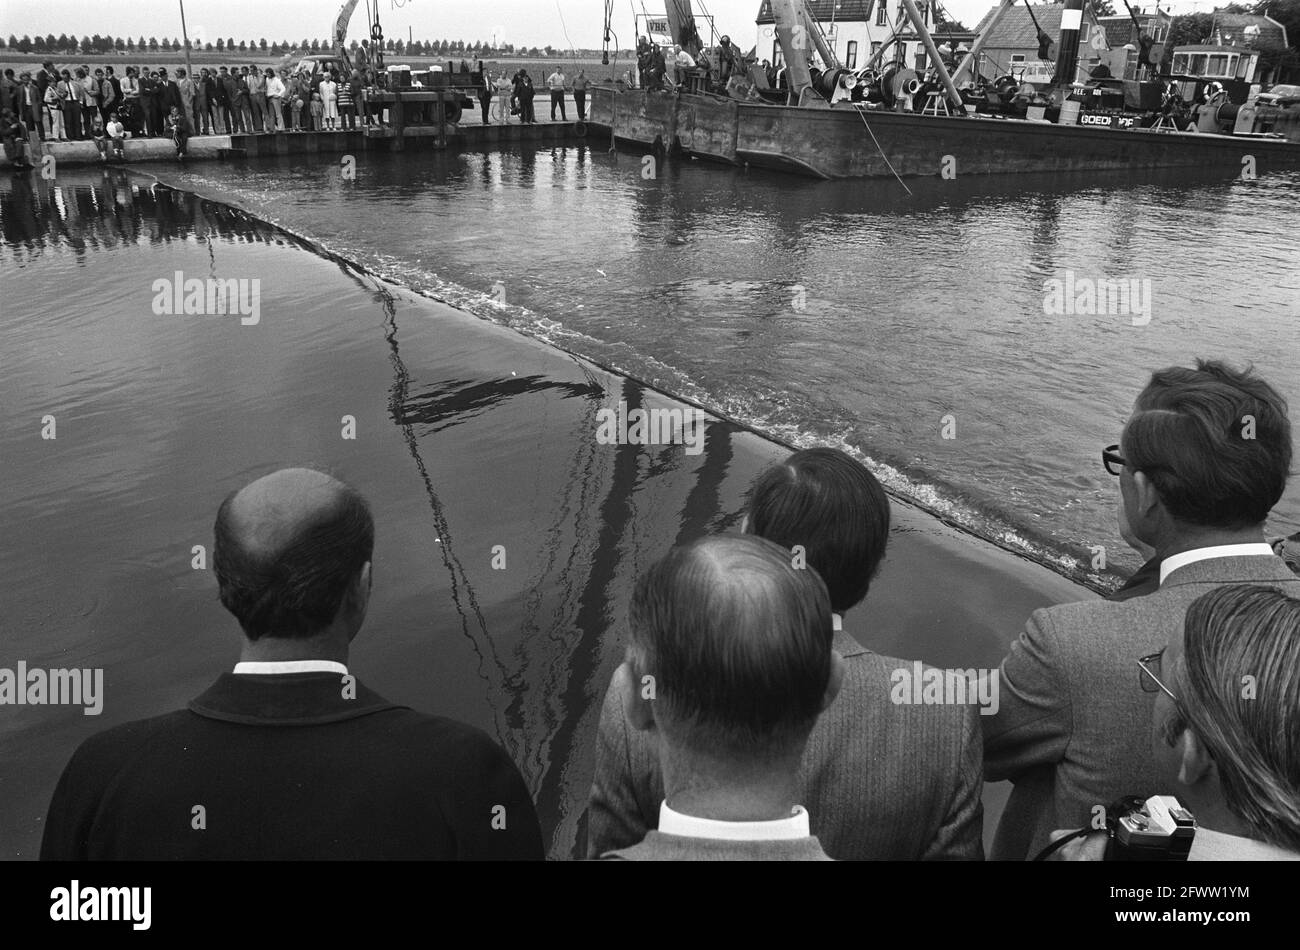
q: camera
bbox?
[1104,795,1196,861]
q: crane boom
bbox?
[335,0,363,50]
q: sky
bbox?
[3,0,1239,51]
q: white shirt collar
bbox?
[1159,543,1276,585]
[832,613,843,632]
[658,801,811,841]
[232,660,349,676]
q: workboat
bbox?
[587,0,1300,180]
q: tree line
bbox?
[2,34,593,59]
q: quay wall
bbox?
[1,122,584,169]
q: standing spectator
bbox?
[247,65,267,133]
[216,67,238,134]
[235,68,253,133]
[265,69,286,132]
[95,68,117,125]
[649,46,668,90]
[475,68,491,125]
[199,69,218,134]
[79,69,99,141]
[309,91,324,131]
[120,67,141,135]
[337,72,356,130]
[104,66,122,113]
[984,359,1296,860]
[600,535,840,862]
[717,35,738,84]
[360,68,378,127]
[300,72,315,131]
[319,71,339,130]
[289,75,306,131]
[546,66,567,121]
[58,70,81,140]
[492,71,512,122]
[572,69,589,120]
[636,37,651,88]
[177,69,197,134]
[139,69,160,136]
[42,77,65,141]
[39,469,544,862]
[515,70,535,124]
[35,62,55,126]
[158,69,183,134]
[18,73,42,138]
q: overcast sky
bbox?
[6,0,1232,51]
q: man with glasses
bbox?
[1050,585,1300,860]
[982,359,1296,860]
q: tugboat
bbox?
[588,0,1300,180]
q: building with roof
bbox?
[754,1,974,73]
[1171,11,1292,85]
[1095,11,1173,79]
[1208,12,1289,53]
[970,2,1107,84]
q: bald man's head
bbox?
[628,533,834,759]
[213,468,374,641]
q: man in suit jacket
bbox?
[602,534,840,860]
[217,66,239,134]
[1050,585,1300,861]
[157,69,183,118]
[41,468,543,860]
[984,359,1295,860]
[589,448,984,859]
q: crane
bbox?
[330,0,386,77]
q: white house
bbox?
[754,0,967,72]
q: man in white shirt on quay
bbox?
[546,67,567,121]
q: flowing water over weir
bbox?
[135,145,1300,582]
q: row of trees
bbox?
[2,34,583,58]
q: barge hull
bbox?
[587,86,1300,180]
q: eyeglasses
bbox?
[1102,443,1127,476]
[1138,649,1178,702]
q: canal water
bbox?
[143,145,1300,581]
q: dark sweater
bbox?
[40,672,543,860]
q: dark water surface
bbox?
[144,146,1300,581]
